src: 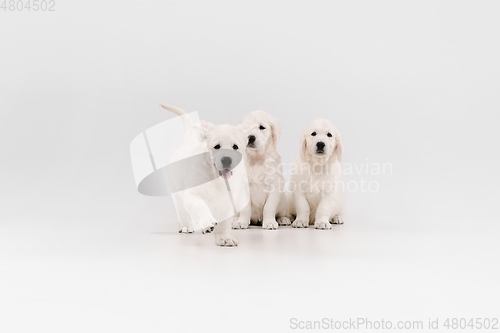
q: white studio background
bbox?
[1,1,499,332]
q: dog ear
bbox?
[236,123,247,150]
[334,132,343,162]
[300,131,308,160]
[267,115,282,152]
[195,120,214,142]
[238,132,248,157]
[236,122,246,133]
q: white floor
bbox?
[1,198,498,333]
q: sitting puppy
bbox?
[232,110,290,230]
[290,119,345,229]
[161,104,248,246]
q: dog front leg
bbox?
[214,218,239,246]
[172,194,196,233]
[314,194,335,230]
[184,194,217,232]
[232,202,251,229]
[292,191,310,228]
[262,191,280,230]
[276,191,291,226]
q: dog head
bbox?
[238,110,281,153]
[201,122,246,179]
[300,119,343,163]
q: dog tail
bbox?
[159,104,194,141]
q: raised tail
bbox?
[159,104,194,142]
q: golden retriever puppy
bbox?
[232,111,290,230]
[290,119,345,229]
[161,104,248,246]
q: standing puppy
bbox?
[232,111,290,230]
[290,119,345,229]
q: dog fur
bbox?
[232,110,290,230]
[290,119,345,229]
[160,104,247,246]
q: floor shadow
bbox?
[150,231,179,235]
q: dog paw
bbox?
[314,220,332,230]
[232,219,250,229]
[262,219,278,230]
[292,218,309,228]
[215,234,239,247]
[331,216,344,224]
[277,216,291,226]
[201,224,215,234]
[179,226,194,233]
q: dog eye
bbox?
[233,144,239,150]
[214,144,221,150]
[311,132,317,136]
[259,125,266,130]
[327,133,332,137]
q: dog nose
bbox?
[248,135,256,144]
[221,156,232,168]
[316,142,325,150]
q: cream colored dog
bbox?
[232,111,290,230]
[290,119,345,229]
[160,104,247,246]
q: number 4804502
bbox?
[1,0,56,11]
